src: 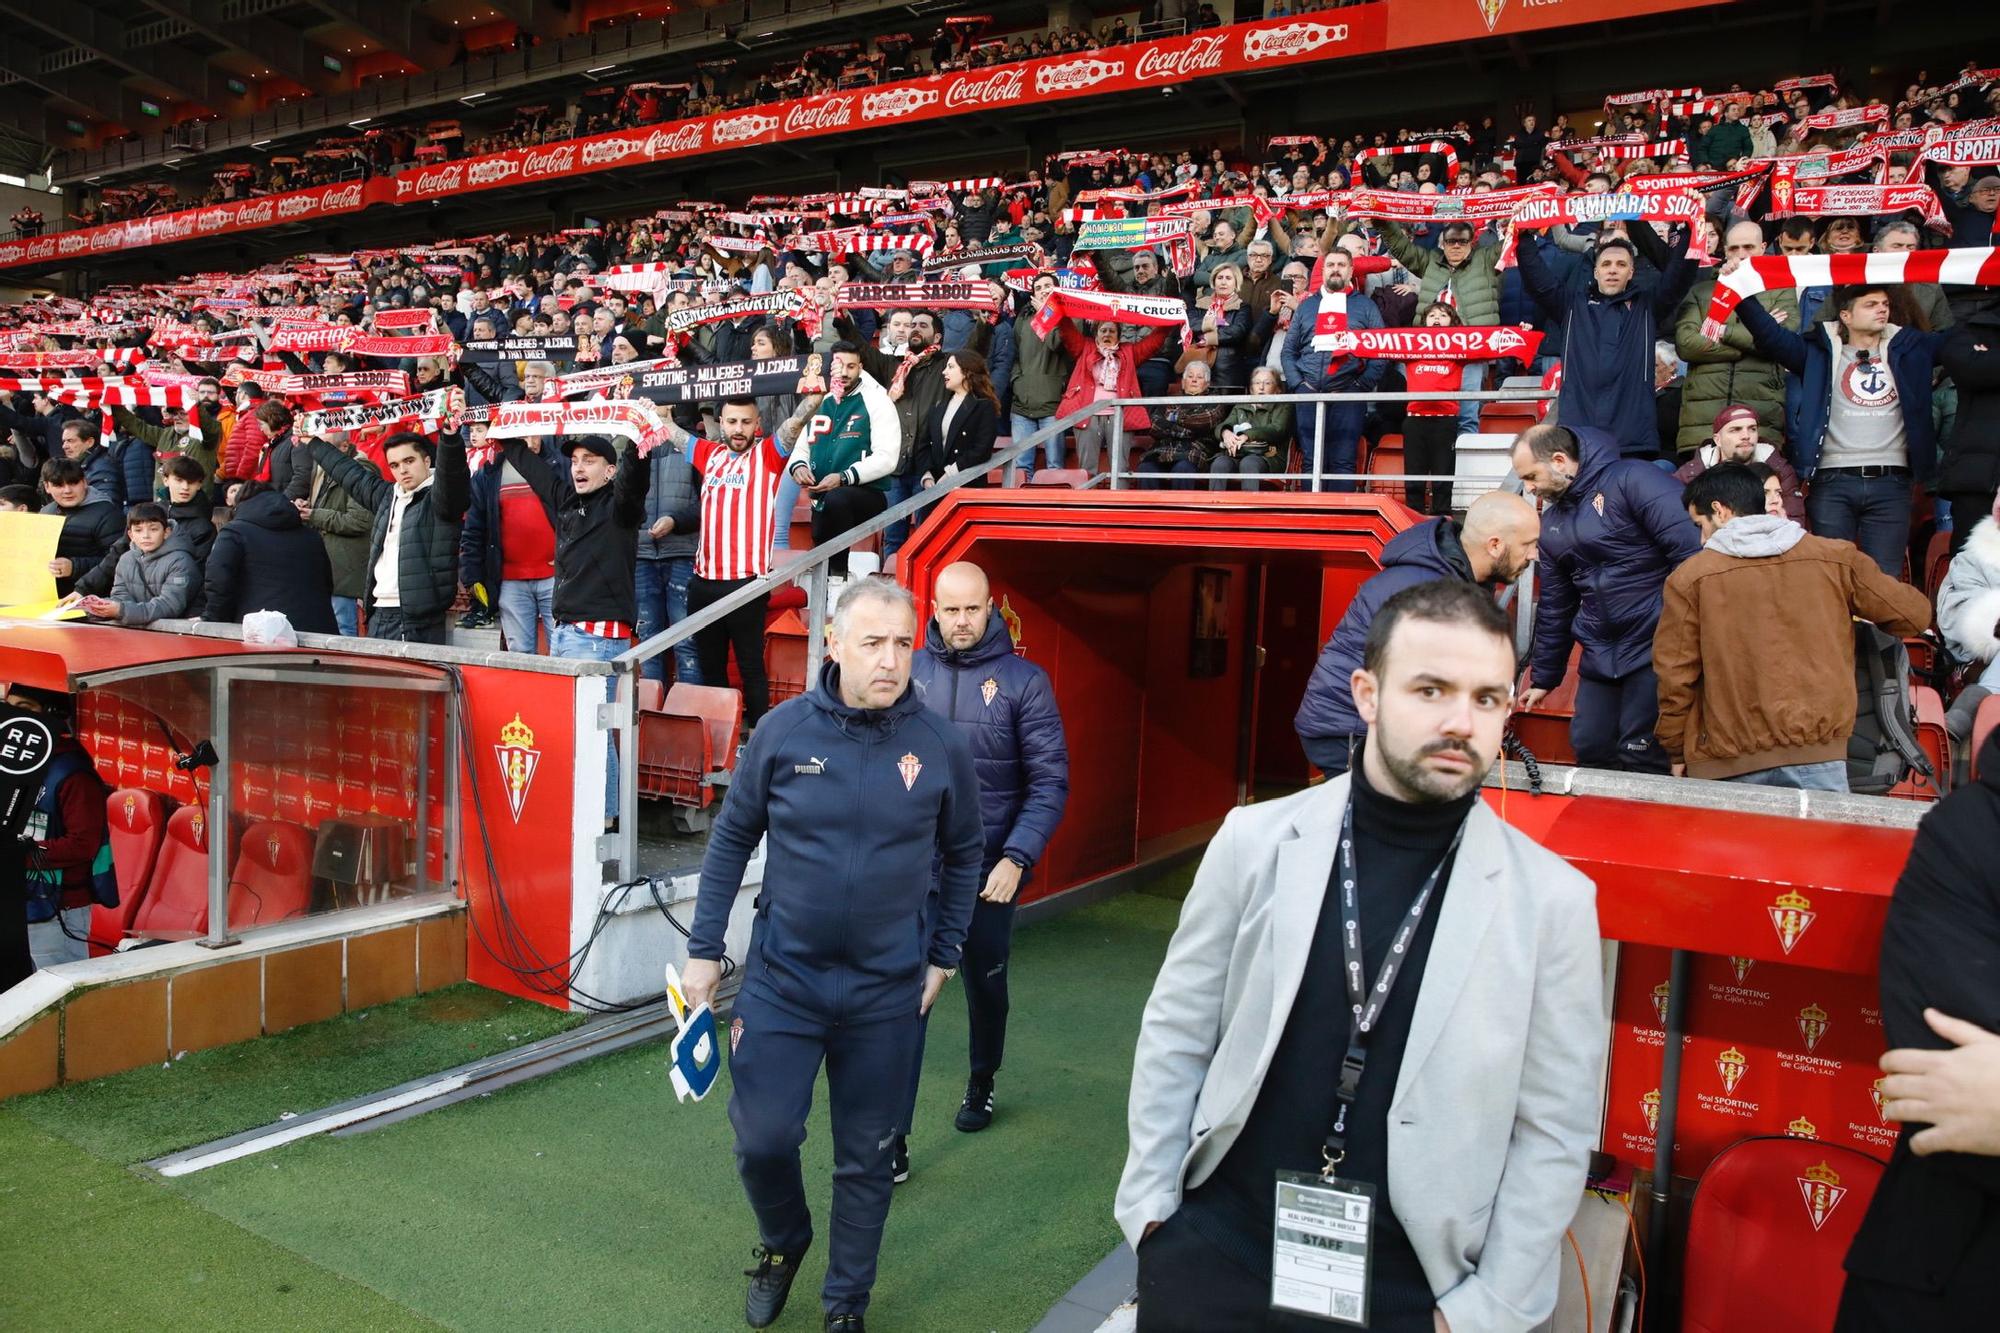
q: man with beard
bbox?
[1295,492,1542,776]
[785,344,900,573]
[1119,579,1605,1332]
[1673,405,1805,522]
[1281,249,1388,492]
[831,305,945,559]
[1514,422,1703,773]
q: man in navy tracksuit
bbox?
[1513,422,1703,771]
[901,560,1068,1170]
[685,579,982,1333]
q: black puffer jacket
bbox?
[308,434,470,622]
[202,489,336,634]
[1936,305,2000,506]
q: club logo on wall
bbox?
[1729,956,1755,983]
[1870,1077,1888,1123]
[1787,1114,1818,1139]
[1716,1046,1747,1096]
[1640,1088,1661,1134]
[1798,1002,1830,1053]
[495,713,542,823]
[1798,1161,1848,1232]
[999,595,1026,655]
[1475,0,1508,34]
[1768,889,1817,955]
[1651,980,1672,1027]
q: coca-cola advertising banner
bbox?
[1603,944,1895,1183]
[0,7,1389,272]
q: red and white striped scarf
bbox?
[1029,288,1188,339]
[1701,247,2000,337]
[908,176,1004,196]
[1354,141,1461,181]
[373,308,439,332]
[1792,104,1889,139]
[486,400,664,457]
[300,390,455,438]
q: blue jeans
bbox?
[1807,469,1911,579]
[1138,456,1200,490]
[1011,413,1061,472]
[634,557,699,685]
[771,469,804,551]
[1727,760,1849,793]
[1294,400,1365,492]
[1455,360,1487,441]
[498,577,555,655]
[550,623,628,821]
[330,596,358,638]
[881,472,917,558]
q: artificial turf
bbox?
[3,893,1182,1332]
[10,982,584,1165]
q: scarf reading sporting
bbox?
[486,400,664,456]
[1605,86,1703,109]
[1353,141,1461,182]
[545,355,683,401]
[300,390,455,437]
[1341,183,1557,224]
[1000,266,1101,294]
[706,235,771,255]
[834,281,1003,312]
[270,326,348,353]
[460,335,583,364]
[621,354,809,406]
[1792,104,1889,139]
[1701,247,2000,337]
[664,290,814,336]
[1029,288,1187,338]
[1310,320,1545,361]
[922,242,1044,274]
[373,308,439,331]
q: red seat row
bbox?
[635,682,745,827]
[87,790,315,954]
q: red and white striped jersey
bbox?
[693,434,790,581]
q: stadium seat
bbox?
[637,678,666,713]
[226,820,315,929]
[1923,529,1952,600]
[1365,434,1404,497]
[1891,685,1950,801]
[91,788,170,956]
[666,683,743,773]
[637,711,711,810]
[1973,693,2000,782]
[1682,1137,1884,1333]
[1027,468,1090,488]
[131,805,213,939]
[765,608,811,705]
[1510,645,1583,766]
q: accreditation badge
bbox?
[1271,1171,1375,1325]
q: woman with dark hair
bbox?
[916,349,1001,489]
[1402,302,1467,516]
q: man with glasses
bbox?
[1120,249,1183,398]
[1672,219,1797,458]
[1379,220,1504,442]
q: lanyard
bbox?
[1322,797,1468,1180]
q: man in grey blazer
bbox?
[1117,579,1606,1332]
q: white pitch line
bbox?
[155,1074,471,1177]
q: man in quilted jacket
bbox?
[902,560,1069,1176]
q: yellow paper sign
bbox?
[0,511,66,606]
[0,599,85,621]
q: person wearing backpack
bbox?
[1653,463,1931,791]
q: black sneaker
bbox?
[457,605,495,630]
[955,1078,994,1133]
[891,1136,910,1185]
[825,1314,866,1332]
[744,1242,809,1329]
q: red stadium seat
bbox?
[91,788,170,956]
[1027,468,1090,488]
[637,678,666,713]
[1890,685,1950,802]
[1973,693,2000,782]
[1923,529,1952,600]
[131,805,213,939]
[765,609,810,706]
[1366,435,1404,497]
[666,683,743,774]
[1682,1137,1884,1333]
[226,821,315,929]
[1510,645,1584,766]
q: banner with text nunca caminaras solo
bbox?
[1603,944,1896,1191]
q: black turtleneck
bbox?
[1181,750,1476,1327]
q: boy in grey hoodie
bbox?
[72,503,200,627]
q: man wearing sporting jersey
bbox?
[666,390,826,727]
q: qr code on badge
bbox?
[1334,1292,1362,1320]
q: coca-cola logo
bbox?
[712,113,778,145]
[276,195,320,220]
[863,87,938,120]
[414,165,465,197]
[1034,58,1124,96]
[239,201,275,225]
[1242,21,1349,63]
[323,182,365,209]
[643,124,706,158]
[467,157,521,186]
[784,97,856,134]
[1135,34,1228,81]
[521,144,576,177]
[944,67,1026,108]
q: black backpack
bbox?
[1848,623,1933,796]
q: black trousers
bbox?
[901,893,1019,1134]
[1401,415,1458,516]
[1571,666,1670,773]
[811,486,889,574]
[1948,492,1996,558]
[687,575,772,725]
[0,842,33,992]
[366,606,447,644]
[1136,1209,1434,1333]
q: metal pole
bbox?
[414,702,430,900]
[440,683,460,900]
[805,561,830,679]
[1109,414,1125,491]
[1646,947,1692,1331]
[1311,402,1325,493]
[616,668,640,880]
[202,669,235,949]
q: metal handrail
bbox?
[604,384,1550,876]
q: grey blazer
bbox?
[1115,775,1606,1333]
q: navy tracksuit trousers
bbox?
[727,987,922,1317]
[902,893,1019,1135]
[1570,664,1671,774]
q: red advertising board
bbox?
[0,177,373,270]
[1387,0,1728,48]
[1604,944,1896,1182]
